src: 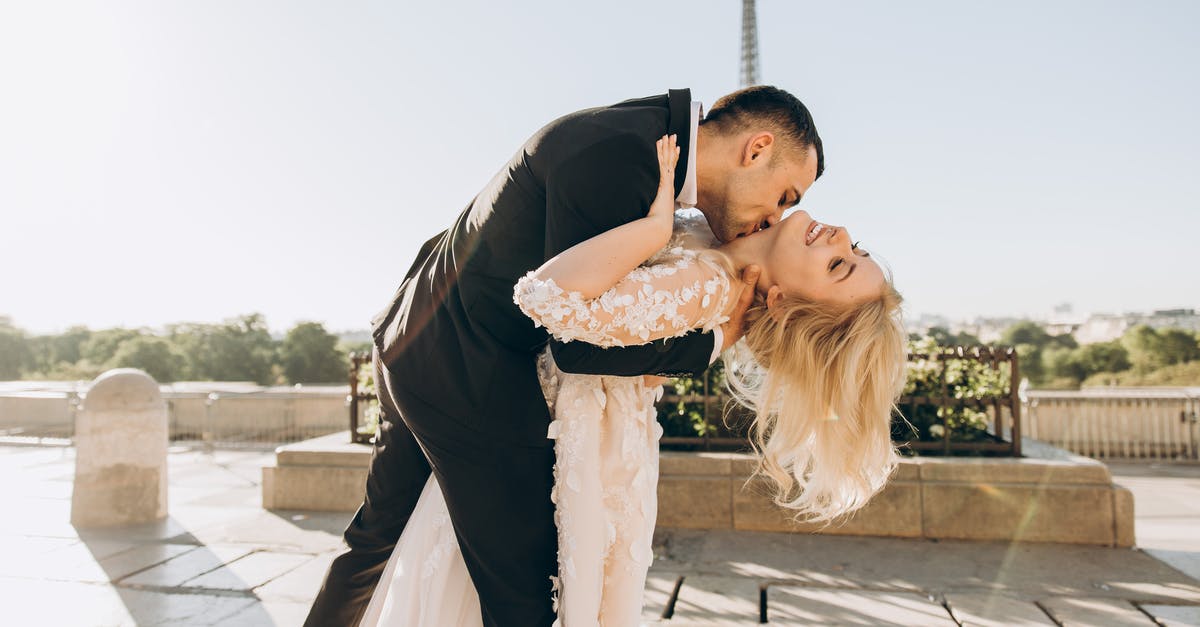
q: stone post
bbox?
[71,368,168,527]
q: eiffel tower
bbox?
[740,0,760,87]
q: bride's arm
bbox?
[514,252,738,348]
[527,134,680,299]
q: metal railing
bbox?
[1025,388,1199,460]
[349,352,377,445]
[347,345,1024,457]
[0,383,350,450]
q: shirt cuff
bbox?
[708,327,724,365]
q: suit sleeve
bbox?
[542,134,715,377]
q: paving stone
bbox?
[670,574,761,624]
[767,586,956,625]
[181,508,350,553]
[642,570,681,623]
[944,592,1054,625]
[4,578,257,626]
[97,543,199,582]
[1040,597,1157,626]
[217,599,313,627]
[5,577,138,625]
[182,550,313,591]
[114,586,258,626]
[255,551,338,602]
[1141,604,1200,627]
[120,544,254,587]
[1145,543,1200,582]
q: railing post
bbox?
[204,392,218,455]
[1188,393,1199,461]
[1010,347,1022,458]
[349,351,360,444]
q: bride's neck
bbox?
[715,232,767,273]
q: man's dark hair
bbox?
[702,85,825,179]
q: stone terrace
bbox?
[3,444,1199,626]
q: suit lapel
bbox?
[667,88,692,197]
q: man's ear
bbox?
[741,132,775,166]
[765,284,784,311]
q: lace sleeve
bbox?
[513,251,733,348]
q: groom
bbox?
[305,86,824,626]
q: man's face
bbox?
[700,143,820,244]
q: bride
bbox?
[359,135,907,626]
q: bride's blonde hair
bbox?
[702,249,908,525]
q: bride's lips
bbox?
[805,219,831,246]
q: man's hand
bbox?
[720,265,761,351]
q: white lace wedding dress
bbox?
[358,213,731,627]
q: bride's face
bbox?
[757,210,885,309]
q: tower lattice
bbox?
[740,0,760,87]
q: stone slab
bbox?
[768,586,957,625]
[944,592,1055,625]
[1039,597,1157,626]
[669,574,760,624]
[218,599,314,627]
[919,456,1112,485]
[1141,604,1200,627]
[729,456,921,482]
[255,551,340,603]
[922,483,1116,545]
[1144,548,1200,584]
[121,544,254,587]
[274,430,371,468]
[642,570,680,623]
[3,577,257,627]
[1114,484,1137,548]
[96,542,199,582]
[657,476,732,529]
[263,463,368,512]
[659,451,734,476]
[732,477,923,538]
[182,550,313,591]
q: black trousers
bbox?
[303,348,558,627]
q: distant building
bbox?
[1075,308,1200,344]
[908,306,1200,346]
[952,317,1024,344]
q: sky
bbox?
[2,0,1198,335]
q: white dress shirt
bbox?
[674,101,724,365]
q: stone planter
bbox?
[262,432,1134,547]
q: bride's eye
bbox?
[830,258,844,272]
[852,241,871,257]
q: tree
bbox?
[167,313,277,383]
[927,326,982,347]
[1000,321,1051,348]
[281,322,345,384]
[82,328,144,366]
[0,326,30,379]
[1041,346,1085,387]
[1121,325,1166,371]
[1158,329,1200,365]
[1074,341,1131,375]
[109,336,186,382]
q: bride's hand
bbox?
[647,134,679,222]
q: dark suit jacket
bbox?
[370,89,715,447]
